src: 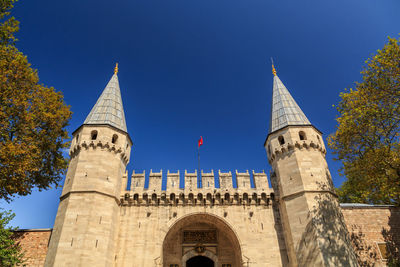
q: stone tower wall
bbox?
[266,125,358,267]
[44,125,132,267]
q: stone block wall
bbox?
[116,202,287,266]
[341,205,400,266]
[13,229,52,267]
[118,170,286,266]
[12,206,400,266]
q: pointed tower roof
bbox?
[84,64,127,132]
[269,65,310,133]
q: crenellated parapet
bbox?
[269,139,326,162]
[68,124,132,166]
[69,140,130,164]
[265,125,327,164]
[121,169,274,206]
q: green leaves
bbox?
[329,37,400,206]
[0,210,24,266]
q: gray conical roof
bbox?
[269,75,310,133]
[84,74,127,132]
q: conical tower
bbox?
[265,64,358,267]
[84,63,127,132]
[45,64,132,267]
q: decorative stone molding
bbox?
[269,139,326,162]
[120,190,273,207]
[69,140,129,164]
[181,249,218,267]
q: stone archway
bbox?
[182,249,218,267]
[186,255,214,267]
[162,213,242,267]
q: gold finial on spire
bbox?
[271,58,277,76]
[114,63,118,75]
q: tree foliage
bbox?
[328,37,400,205]
[0,210,24,266]
[0,0,72,201]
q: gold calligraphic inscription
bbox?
[183,230,217,243]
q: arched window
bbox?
[91,130,98,140]
[278,135,285,145]
[317,135,321,144]
[268,145,271,155]
[234,193,239,201]
[112,134,118,144]
[76,134,79,142]
[224,193,230,201]
[299,131,306,141]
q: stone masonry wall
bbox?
[342,205,400,266]
[117,170,288,266]
[13,189,400,267]
[13,229,52,267]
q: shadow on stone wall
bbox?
[346,206,400,267]
[272,200,289,266]
[349,229,378,266]
[296,182,358,266]
[382,207,400,266]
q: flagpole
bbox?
[197,145,201,188]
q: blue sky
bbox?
[2,0,400,228]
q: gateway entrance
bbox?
[163,213,241,267]
[186,256,214,267]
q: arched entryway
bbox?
[187,255,214,267]
[162,213,242,267]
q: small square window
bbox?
[377,242,389,260]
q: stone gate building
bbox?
[15,65,400,267]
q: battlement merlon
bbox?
[122,168,274,206]
[125,169,272,197]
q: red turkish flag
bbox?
[198,136,203,147]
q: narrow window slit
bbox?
[299,131,306,140]
[112,134,118,144]
[91,130,98,140]
[278,135,285,145]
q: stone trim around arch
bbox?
[182,250,218,267]
[163,212,244,247]
[161,212,243,267]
